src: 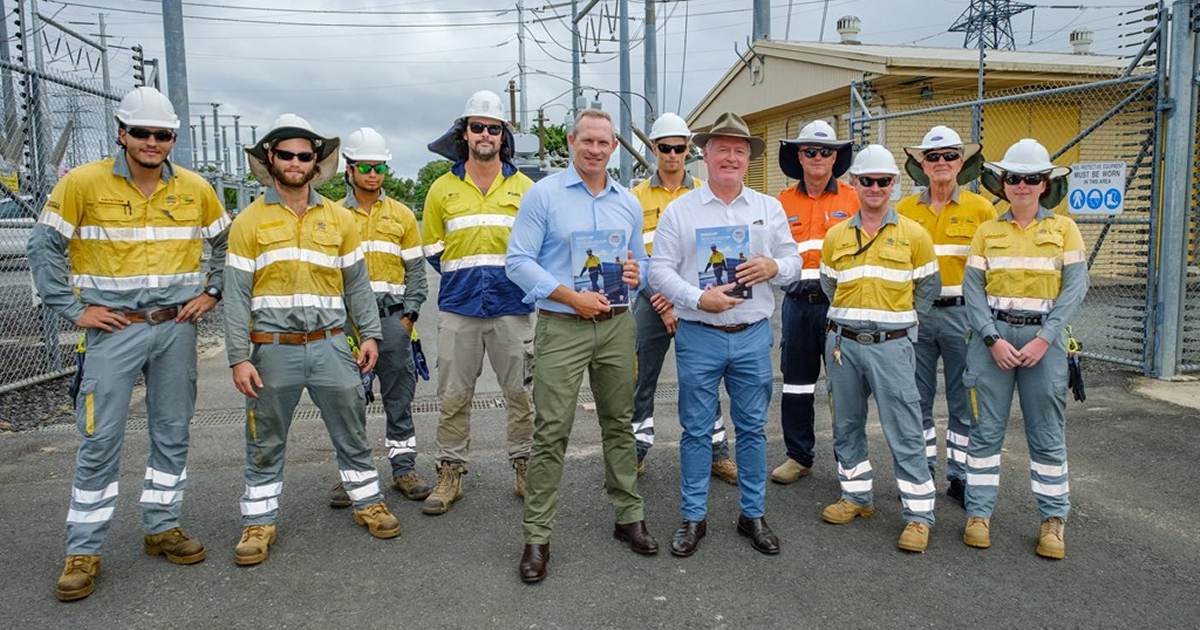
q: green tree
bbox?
[411,159,452,212]
[534,123,568,158]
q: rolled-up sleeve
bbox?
[649,203,703,310]
[505,185,560,303]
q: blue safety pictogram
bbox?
[1104,188,1122,210]
[1069,189,1086,210]
[1086,188,1103,210]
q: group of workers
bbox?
[27,84,1086,600]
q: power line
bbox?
[121,0,517,16]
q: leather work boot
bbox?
[635,457,647,477]
[329,482,352,509]
[421,462,464,515]
[711,458,738,486]
[233,524,277,567]
[392,472,433,501]
[353,502,402,539]
[821,498,876,524]
[513,458,529,498]
[144,527,207,565]
[55,555,101,602]
[1036,517,1066,560]
[897,522,931,553]
[962,517,991,549]
[770,458,811,484]
[946,478,966,508]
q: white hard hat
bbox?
[985,138,1070,177]
[342,127,392,162]
[114,86,179,129]
[648,113,691,140]
[245,113,341,187]
[462,90,508,124]
[848,144,900,176]
[902,125,983,186]
[779,119,852,179]
[783,120,849,147]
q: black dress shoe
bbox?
[519,543,549,583]
[669,520,706,557]
[613,521,659,556]
[947,478,965,508]
[736,515,780,555]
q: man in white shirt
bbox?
[649,112,801,558]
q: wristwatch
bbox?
[983,334,1000,347]
[402,311,419,324]
[204,286,222,301]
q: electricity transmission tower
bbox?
[948,0,1034,50]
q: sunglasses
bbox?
[468,122,504,136]
[656,143,688,155]
[126,127,176,142]
[353,163,389,175]
[1003,173,1046,186]
[923,151,960,162]
[801,147,835,158]
[273,149,316,163]
[857,175,894,188]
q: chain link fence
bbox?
[1181,95,1200,372]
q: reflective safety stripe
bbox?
[227,253,256,272]
[987,295,1054,312]
[39,212,75,239]
[347,481,381,502]
[369,281,407,296]
[827,306,917,324]
[1062,250,1085,265]
[1031,480,1070,496]
[934,244,971,257]
[966,255,988,270]
[145,467,187,487]
[636,432,655,445]
[632,417,654,432]
[967,454,1001,468]
[67,507,115,523]
[85,392,94,435]
[78,225,201,241]
[201,214,231,238]
[898,479,936,495]
[986,256,1061,271]
[940,284,963,297]
[445,214,516,232]
[823,264,927,284]
[244,482,282,499]
[902,497,935,512]
[400,245,424,261]
[912,260,939,279]
[967,473,999,486]
[799,268,821,281]
[1031,461,1068,477]
[240,498,279,516]
[837,460,872,479]
[387,437,416,457]
[422,242,445,257]
[782,383,816,395]
[252,294,345,310]
[139,489,181,505]
[255,246,363,271]
[71,272,204,291]
[643,230,655,245]
[840,479,872,493]
[795,239,823,255]
[947,431,970,446]
[339,469,378,484]
[711,429,726,444]
[72,481,119,505]
[362,240,403,257]
[441,253,507,272]
[923,427,937,441]
[925,445,937,457]
[947,449,968,463]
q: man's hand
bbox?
[75,305,130,332]
[697,283,745,313]
[176,293,218,323]
[1018,336,1050,368]
[571,291,611,319]
[622,250,640,288]
[357,338,379,373]
[989,337,1022,370]
[659,304,678,335]
[735,255,779,287]
[232,361,264,399]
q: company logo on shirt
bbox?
[832,211,848,219]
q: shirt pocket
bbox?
[162,199,201,224]
[943,221,977,240]
[876,244,911,265]
[983,232,1013,255]
[374,218,405,244]
[90,199,135,223]
[256,222,296,247]
[310,225,343,249]
[1033,229,1064,252]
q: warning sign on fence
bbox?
[1068,161,1126,215]
[0,171,18,194]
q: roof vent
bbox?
[837,15,861,45]
[1070,28,1094,55]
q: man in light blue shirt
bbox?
[506,109,657,584]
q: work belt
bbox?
[827,321,909,345]
[992,310,1043,326]
[933,296,966,308]
[538,306,628,322]
[250,327,344,345]
[787,290,829,305]
[121,305,180,325]
[380,303,405,318]
[698,321,753,334]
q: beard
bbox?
[469,140,499,162]
[130,152,167,170]
[352,177,383,193]
[268,161,319,189]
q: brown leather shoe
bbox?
[736,515,781,555]
[392,472,433,501]
[613,521,659,556]
[669,520,707,557]
[329,482,352,509]
[519,543,549,583]
[144,527,207,565]
[55,555,101,602]
[711,458,738,486]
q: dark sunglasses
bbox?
[857,175,894,188]
[468,122,504,136]
[1004,172,1046,186]
[656,143,688,155]
[126,127,176,142]
[801,147,835,159]
[923,151,960,162]
[353,163,389,175]
[273,149,316,163]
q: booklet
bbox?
[696,225,752,299]
[571,229,630,307]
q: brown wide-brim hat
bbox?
[692,112,766,160]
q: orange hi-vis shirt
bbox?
[777,178,859,283]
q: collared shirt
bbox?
[820,206,941,331]
[964,206,1088,343]
[506,165,646,314]
[630,172,702,255]
[777,177,858,286]
[27,150,230,322]
[896,185,997,298]
[649,184,801,326]
[343,189,427,314]
[223,187,380,366]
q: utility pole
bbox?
[753,0,770,41]
[199,114,209,167]
[250,125,257,145]
[233,114,243,177]
[210,103,221,174]
[517,0,528,129]
[507,79,519,127]
[618,0,631,183]
[159,0,191,160]
[221,125,230,174]
[189,124,197,166]
[643,0,658,163]
[97,13,115,153]
[571,0,582,118]
[537,108,546,165]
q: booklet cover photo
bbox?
[571,229,630,307]
[696,225,752,299]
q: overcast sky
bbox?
[32,0,1145,179]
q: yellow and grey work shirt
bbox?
[224,187,381,365]
[343,190,426,315]
[27,152,230,322]
[896,186,997,298]
[631,173,701,255]
[820,206,941,331]
[964,206,1088,344]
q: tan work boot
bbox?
[513,458,528,498]
[1036,517,1066,560]
[353,501,401,539]
[329,482,351,509]
[144,527,207,565]
[897,522,931,553]
[392,472,433,501]
[711,457,738,485]
[421,462,464,515]
[233,524,277,567]
[55,555,101,602]
[821,498,876,524]
[770,458,811,484]
[962,517,991,549]
[636,458,647,477]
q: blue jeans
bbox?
[675,319,773,522]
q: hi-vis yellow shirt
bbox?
[343,191,423,310]
[896,186,996,298]
[27,153,229,322]
[631,173,701,255]
[820,207,941,331]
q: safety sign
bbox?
[1068,161,1126,214]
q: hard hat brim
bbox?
[245,130,341,188]
[903,147,984,187]
[778,141,852,180]
[980,162,1072,208]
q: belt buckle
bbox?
[145,307,172,325]
[855,332,875,344]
